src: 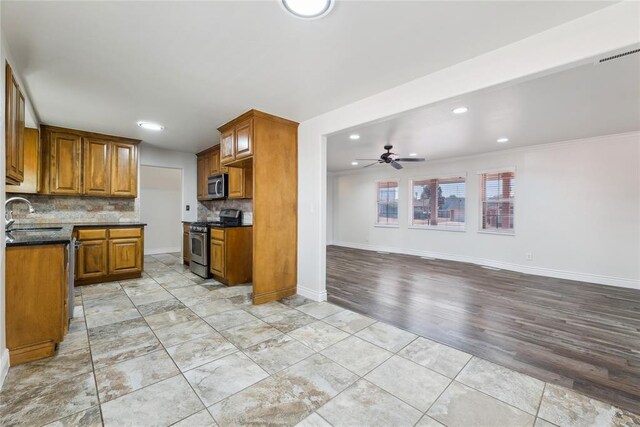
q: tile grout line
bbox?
[90,259,206,423]
[42,290,104,426]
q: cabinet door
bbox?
[108,238,142,275]
[5,68,25,186]
[77,239,108,279]
[220,129,235,165]
[235,119,253,160]
[49,132,82,194]
[197,154,208,199]
[210,239,225,277]
[14,90,25,182]
[111,143,138,197]
[83,138,111,196]
[209,150,220,176]
[227,166,244,199]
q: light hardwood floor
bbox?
[326,245,640,413]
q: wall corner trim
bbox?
[0,348,10,390]
[296,284,327,302]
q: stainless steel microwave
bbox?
[207,173,228,199]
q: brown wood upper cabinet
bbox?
[220,129,235,165]
[83,138,111,196]
[111,142,138,197]
[220,118,253,166]
[40,125,140,197]
[5,62,25,186]
[235,119,253,160]
[6,128,40,194]
[227,162,253,199]
[196,145,225,200]
[49,131,82,195]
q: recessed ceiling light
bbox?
[497,137,509,143]
[137,121,164,131]
[281,0,334,19]
[452,107,468,114]
[349,134,360,140]
[409,153,417,157]
[351,161,359,166]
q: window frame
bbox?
[408,174,467,232]
[478,168,516,235]
[374,179,400,228]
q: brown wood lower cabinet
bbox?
[75,225,144,285]
[77,239,108,279]
[183,223,190,265]
[6,244,67,365]
[210,227,252,285]
[109,238,142,274]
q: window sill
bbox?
[478,230,515,236]
[408,226,466,233]
[374,224,400,228]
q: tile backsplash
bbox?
[198,199,253,223]
[7,194,140,224]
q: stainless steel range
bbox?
[189,209,242,278]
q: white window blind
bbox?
[480,171,515,233]
[411,176,466,230]
[376,181,399,225]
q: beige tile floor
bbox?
[1,252,639,427]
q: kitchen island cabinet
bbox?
[6,243,68,365]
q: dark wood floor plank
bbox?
[326,245,640,413]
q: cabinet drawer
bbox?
[109,228,142,239]
[77,228,107,240]
[210,229,225,241]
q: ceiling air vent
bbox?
[598,48,640,63]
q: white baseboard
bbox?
[145,247,181,256]
[0,348,9,390]
[296,284,327,302]
[331,241,640,291]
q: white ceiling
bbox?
[327,49,640,172]
[2,1,615,153]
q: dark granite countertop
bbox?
[209,224,253,229]
[5,222,146,247]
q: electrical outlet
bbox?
[186,205,190,211]
[525,252,533,261]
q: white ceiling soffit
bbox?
[327,48,640,172]
[1,1,616,153]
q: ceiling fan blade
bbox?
[362,162,379,168]
[390,161,403,170]
[395,158,425,162]
[355,159,380,161]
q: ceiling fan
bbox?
[357,145,425,169]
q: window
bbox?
[480,170,515,233]
[411,176,466,230]
[376,181,399,225]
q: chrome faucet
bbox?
[5,197,35,230]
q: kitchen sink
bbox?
[6,226,63,232]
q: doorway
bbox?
[140,165,183,255]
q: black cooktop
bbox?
[190,221,250,228]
